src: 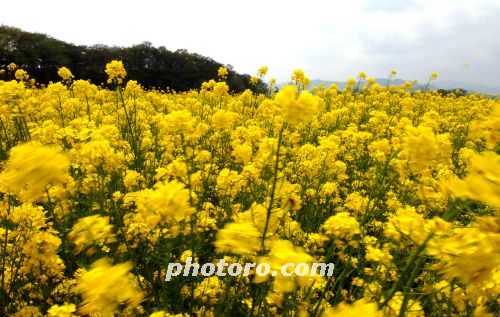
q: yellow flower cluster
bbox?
[68,215,116,254]
[323,299,383,317]
[0,141,70,201]
[291,69,311,88]
[322,212,361,240]
[426,217,500,285]
[57,66,74,82]
[0,62,499,316]
[275,85,320,125]
[76,258,144,315]
[105,60,127,84]
[217,66,228,78]
[445,151,500,210]
[214,222,261,255]
[402,125,452,173]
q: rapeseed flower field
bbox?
[0,61,499,316]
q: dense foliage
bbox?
[0,26,266,93]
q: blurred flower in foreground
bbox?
[0,141,70,201]
[275,85,319,125]
[445,151,500,211]
[76,258,143,315]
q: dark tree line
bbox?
[0,25,267,93]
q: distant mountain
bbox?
[431,80,500,95]
[278,78,500,95]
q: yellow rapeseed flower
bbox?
[218,66,228,78]
[105,60,127,84]
[76,258,144,315]
[47,303,77,317]
[426,217,500,285]
[322,212,361,240]
[214,222,261,255]
[57,67,74,82]
[259,239,320,293]
[291,69,311,87]
[7,62,17,71]
[322,299,383,317]
[258,66,268,77]
[275,85,319,125]
[0,142,70,201]
[134,180,195,226]
[14,69,29,81]
[68,215,116,254]
[445,151,500,211]
[402,125,452,173]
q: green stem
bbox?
[397,252,427,317]
[380,234,433,308]
[260,126,284,252]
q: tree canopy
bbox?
[0,25,267,93]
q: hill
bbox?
[279,78,500,95]
[0,25,265,92]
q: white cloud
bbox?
[1,0,499,86]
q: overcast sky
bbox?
[2,0,499,87]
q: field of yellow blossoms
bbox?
[0,61,499,316]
